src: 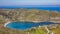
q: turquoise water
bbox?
[6,22,59,30]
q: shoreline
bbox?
[4,21,11,27]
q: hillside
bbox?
[0,9,60,22]
[0,9,60,34]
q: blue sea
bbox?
[6,22,59,30]
[0,6,60,12]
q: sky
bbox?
[0,0,60,6]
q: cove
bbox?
[5,21,59,30]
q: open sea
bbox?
[0,6,60,12]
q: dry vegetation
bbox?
[0,9,60,22]
[0,9,60,34]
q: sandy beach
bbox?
[4,21,11,27]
